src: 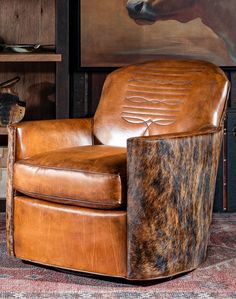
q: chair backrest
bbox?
[94,60,229,147]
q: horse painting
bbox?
[80,0,235,67]
[126,0,236,63]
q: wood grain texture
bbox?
[0,63,55,120]
[56,0,70,118]
[0,54,61,62]
[6,125,16,256]
[0,127,7,135]
[0,0,56,121]
[127,130,223,280]
[0,0,55,45]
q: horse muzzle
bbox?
[126,0,157,23]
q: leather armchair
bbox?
[6,60,230,280]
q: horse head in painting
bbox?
[126,0,196,24]
[126,0,236,63]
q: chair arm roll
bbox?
[8,118,93,160]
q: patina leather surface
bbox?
[12,118,93,160]
[14,196,127,277]
[94,60,229,147]
[13,145,127,209]
[6,59,230,280]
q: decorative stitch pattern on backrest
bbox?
[94,60,229,147]
[121,65,206,135]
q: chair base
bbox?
[12,196,127,278]
[11,195,206,281]
[19,257,198,282]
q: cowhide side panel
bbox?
[127,130,222,280]
[6,125,16,256]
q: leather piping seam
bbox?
[14,188,125,208]
[15,161,126,178]
[15,256,200,280]
[127,129,220,144]
[15,256,127,279]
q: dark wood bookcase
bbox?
[0,0,70,211]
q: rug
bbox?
[0,213,236,299]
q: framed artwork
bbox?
[80,0,236,67]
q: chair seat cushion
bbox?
[13,145,127,209]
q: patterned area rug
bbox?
[1,213,236,299]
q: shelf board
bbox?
[0,127,7,135]
[0,53,62,62]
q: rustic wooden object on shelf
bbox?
[0,96,25,126]
[0,77,25,126]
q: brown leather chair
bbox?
[6,60,230,280]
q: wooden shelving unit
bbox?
[0,0,63,122]
[0,127,7,135]
[0,53,62,62]
[0,0,69,120]
[0,0,70,211]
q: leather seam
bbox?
[14,187,124,208]
[15,161,126,178]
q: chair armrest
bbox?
[6,118,93,255]
[127,129,223,280]
[8,118,93,160]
